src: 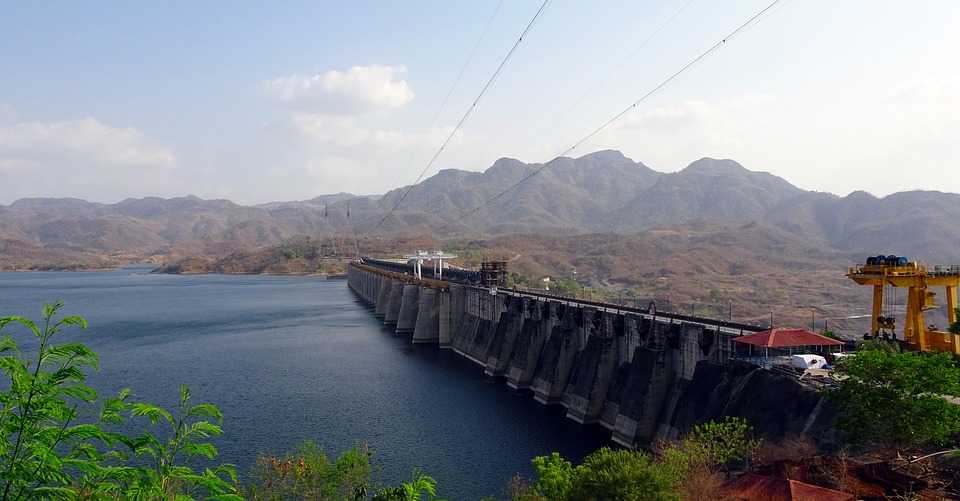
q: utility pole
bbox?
[728,301,733,321]
[811,309,816,332]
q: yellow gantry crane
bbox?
[847,256,960,354]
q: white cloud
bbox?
[0,118,174,168]
[260,65,414,114]
[0,118,177,203]
[277,112,464,194]
[601,95,782,169]
[290,113,450,151]
[251,64,463,199]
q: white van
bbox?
[791,354,828,369]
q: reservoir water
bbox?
[0,269,608,499]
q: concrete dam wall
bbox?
[347,263,833,448]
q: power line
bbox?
[545,0,698,132]
[349,0,503,257]
[376,0,551,228]
[460,0,784,219]
[433,0,505,132]
[374,0,504,233]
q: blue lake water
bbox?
[0,269,608,499]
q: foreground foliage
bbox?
[494,417,758,501]
[830,344,960,447]
[16,300,956,498]
[247,441,371,500]
[371,470,442,501]
[0,302,239,499]
[0,302,449,500]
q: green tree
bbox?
[566,448,676,501]
[682,416,759,468]
[950,307,960,335]
[652,417,759,499]
[550,278,581,297]
[530,452,573,500]
[516,419,761,501]
[858,338,901,353]
[830,347,960,447]
[0,302,240,499]
[123,384,240,499]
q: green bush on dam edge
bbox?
[1,303,957,500]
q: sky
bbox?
[1,0,958,205]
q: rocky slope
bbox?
[3,150,957,262]
[6,149,955,334]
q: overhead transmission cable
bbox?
[459,0,784,219]
[549,0,697,129]
[375,0,551,228]
[431,0,505,134]
[348,0,503,257]
[372,0,504,229]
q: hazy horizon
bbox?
[3,149,959,207]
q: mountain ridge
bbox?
[2,150,958,264]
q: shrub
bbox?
[683,416,760,468]
[246,441,371,500]
[755,434,818,465]
[372,470,441,501]
[502,473,543,501]
[830,346,960,447]
[566,447,676,501]
[530,452,573,500]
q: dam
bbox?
[347,259,838,448]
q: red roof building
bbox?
[733,328,844,361]
[722,473,855,501]
[733,328,844,349]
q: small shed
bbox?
[733,328,844,363]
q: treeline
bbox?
[1,303,958,500]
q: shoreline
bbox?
[2,268,348,279]
[158,270,348,278]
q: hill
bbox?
[5,150,958,261]
[3,149,958,336]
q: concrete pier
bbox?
[564,312,621,424]
[484,297,526,377]
[438,290,451,348]
[347,262,827,450]
[369,274,383,305]
[599,314,646,430]
[384,280,404,326]
[374,277,391,318]
[466,306,500,365]
[612,345,675,448]
[412,287,439,343]
[454,315,483,365]
[506,301,557,390]
[531,307,590,405]
[396,284,420,334]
